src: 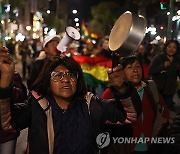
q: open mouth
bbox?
[61,86,71,89]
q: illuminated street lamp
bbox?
[74,18,79,22]
[72,9,77,14]
[76,23,79,27]
[47,10,50,14]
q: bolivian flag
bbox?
[81,20,90,38]
[73,56,112,88]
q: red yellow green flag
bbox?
[73,56,112,87]
[81,21,90,38]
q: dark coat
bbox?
[27,58,46,89]
[0,72,27,143]
[152,113,180,154]
[1,82,141,154]
[149,52,180,96]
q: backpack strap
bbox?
[31,90,54,154]
[145,80,166,136]
[147,80,159,103]
[85,92,94,111]
[144,82,158,116]
[31,90,40,99]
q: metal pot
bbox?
[109,11,147,56]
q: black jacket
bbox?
[153,113,180,154]
[149,52,180,96]
[3,83,141,154]
[0,72,27,143]
[27,58,46,90]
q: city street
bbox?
[14,58,180,154]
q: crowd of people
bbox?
[0,34,180,154]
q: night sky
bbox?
[66,0,125,21]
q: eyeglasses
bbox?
[51,71,78,82]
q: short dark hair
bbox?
[121,55,145,80]
[33,56,87,100]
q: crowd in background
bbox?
[4,36,180,104]
[1,34,180,154]
[3,36,180,108]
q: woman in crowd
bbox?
[102,55,169,153]
[149,40,180,110]
[0,46,27,154]
[0,55,141,154]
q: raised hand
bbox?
[108,64,126,93]
[0,46,15,88]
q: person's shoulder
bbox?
[34,58,45,63]
[32,58,46,66]
[102,87,114,99]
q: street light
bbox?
[76,23,79,27]
[47,10,50,14]
[74,18,79,22]
[72,9,77,14]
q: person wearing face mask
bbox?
[149,40,180,110]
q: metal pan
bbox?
[109,11,147,56]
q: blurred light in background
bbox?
[155,35,161,40]
[47,10,50,14]
[26,26,31,31]
[16,33,25,41]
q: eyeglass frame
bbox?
[50,71,78,82]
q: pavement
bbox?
[14,58,180,154]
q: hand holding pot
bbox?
[108,64,127,94]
